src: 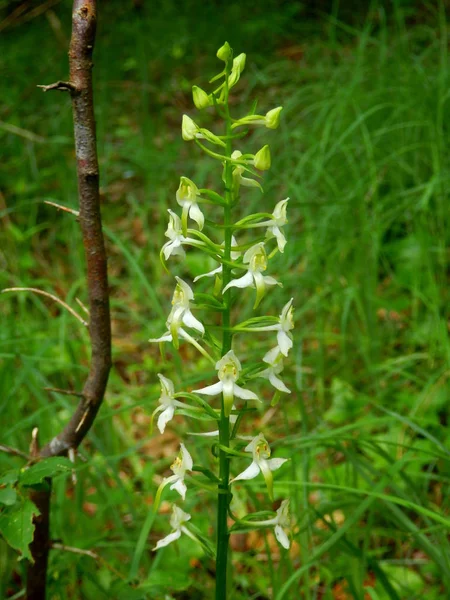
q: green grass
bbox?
[1,1,449,598]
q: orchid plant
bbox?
[142,43,294,599]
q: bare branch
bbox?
[0,444,29,460]
[37,81,77,93]
[44,200,79,216]
[44,387,85,398]
[2,287,88,327]
[27,2,111,596]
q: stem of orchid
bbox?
[215,57,233,600]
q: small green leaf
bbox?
[20,457,73,486]
[0,487,17,506]
[0,469,20,486]
[0,498,40,560]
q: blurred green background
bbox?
[1,1,449,598]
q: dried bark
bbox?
[26,1,111,598]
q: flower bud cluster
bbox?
[148,43,294,560]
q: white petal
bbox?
[232,383,259,401]
[149,332,173,343]
[277,331,293,356]
[194,266,222,281]
[193,381,224,396]
[189,430,219,437]
[267,457,288,472]
[222,271,254,293]
[157,406,175,434]
[263,346,281,365]
[231,461,261,482]
[153,529,182,550]
[268,372,291,393]
[267,225,287,253]
[189,203,205,230]
[170,478,187,500]
[182,309,205,334]
[180,443,193,471]
[274,525,290,549]
[262,275,280,287]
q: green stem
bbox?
[216,57,234,600]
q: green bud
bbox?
[228,53,246,88]
[265,106,283,129]
[253,145,271,171]
[217,41,232,62]
[182,114,201,141]
[192,85,212,110]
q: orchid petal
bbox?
[232,383,259,401]
[188,203,205,230]
[157,405,175,434]
[222,271,254,293]
[274,525,290,549]
[193,381,224,396]
[170,478,187,500]
[153,529,182,550]
[182,309,205,334]
[232,460,260,482]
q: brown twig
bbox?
[26,2,111,598]
[2,287,88,327]
[44,387,85,398]
[37,81,77,93]
[51,543,127,580]
[0,444,29,460]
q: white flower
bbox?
[162,210,186,260]
[272,499,291,549]
[250,499,291,549]
[153,505,194,550]
[161,210,202,261]
[152,374,187,434]
[162,443,193,500]
[176,177,205,233]
[231,433,288,500]
[260,347,291,393]
[192,350,258,417]
[246,299,294,356]
[149,277,204,348]
[265,198,289,252]
[222,242,280,308]
[194,236,240,282]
